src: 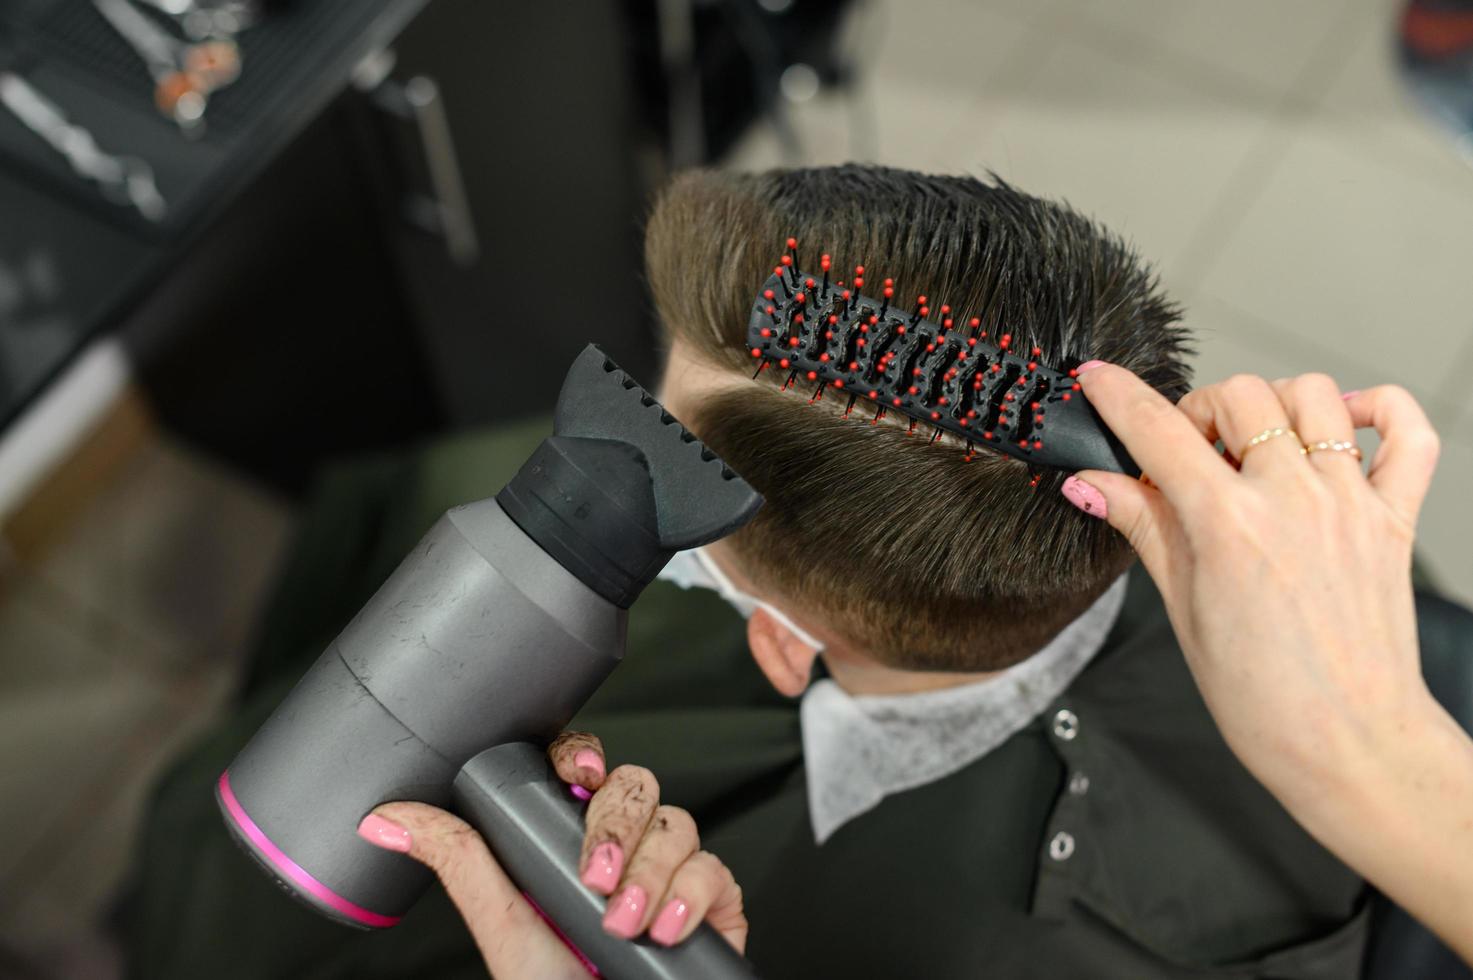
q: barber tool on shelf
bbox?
[92,0,242,131]
[132,0,258,41]
[0,71,167,221]
[219,345,764,980]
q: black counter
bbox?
[0,0,426,430]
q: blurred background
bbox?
[0,0,1469,976]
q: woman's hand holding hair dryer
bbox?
[356,733,746,978]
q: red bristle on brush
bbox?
[744,240,1139,477]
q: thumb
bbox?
[1067,470,1177,582]
[360,803,589,979]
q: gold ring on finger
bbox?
[1302,439,1363,461]
[1239,426,1303,461]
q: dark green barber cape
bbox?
[123,419,1367,979]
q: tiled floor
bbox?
[0,438,292,978]
[732,0,1473,605]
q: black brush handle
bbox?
[453,743,762,980]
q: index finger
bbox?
[1076,363,1233,498]
[550,732,607,795]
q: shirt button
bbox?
[1049,831,1076,861]
[1052,709,1079,741]
[1068,772,1090,796]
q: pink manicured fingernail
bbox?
[573,749,605,779]
[649,899,690,946]
[1341,390,1360,401]
[569,783,593,802]
[1075,359,1108,373]
[581,842,623,893]
[1061,475,1107,519]
[357,813,412,853]
[603,884,647,938]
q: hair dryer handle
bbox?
[452,743,761,980]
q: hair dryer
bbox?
[218,345,763,978]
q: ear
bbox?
[747,608,820,698]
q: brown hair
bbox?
[646,166,1191,670]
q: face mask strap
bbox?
[692,548,827,652]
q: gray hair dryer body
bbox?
[218,346,763,979]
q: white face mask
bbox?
[657,547,828,652]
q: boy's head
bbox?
[650,166,1190,677]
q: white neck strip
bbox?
[799,575,1128,844]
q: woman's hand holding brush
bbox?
[1067,364,1473,965]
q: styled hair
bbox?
[646,166,1190,670]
